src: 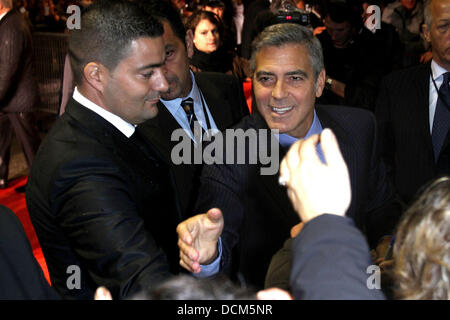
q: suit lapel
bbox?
[65,99,165,178]
[195,74,234,131]
[138,101,192,163]
[415,64,434,155]
[251,114,298,223]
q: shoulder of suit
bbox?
[316,104,374,121]
[195,72,236,86]
[383,63,429,84]
[0,10,24,34]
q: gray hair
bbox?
[424,0,432,28]
[249,23,324,81]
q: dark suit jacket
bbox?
[27,99,183,300]
[375,63,450,205]
[139,72,249,218]
[0,9,38,113]
[0,205,60,300]
[290,214,386,300]
[195,105,399,289]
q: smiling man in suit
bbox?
[376,0,450,205]
[177,23,400,289]
[26,0,184,300]
[136,0,249,218]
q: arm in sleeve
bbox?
[290,214,386,300]
[51,157,171,299]
[0,25,23,104]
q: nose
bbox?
[329,30,337,41]
[153,68,169,93]
[271,79,287,100]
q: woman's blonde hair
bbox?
[393,176,450,300]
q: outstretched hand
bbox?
[176,208,224,273]
[279,128,351,223]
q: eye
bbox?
[166,49,175,59]
[140,71,154,79]
[438,23,449,32]
[257,76,274,86]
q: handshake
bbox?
[176,128,352,272]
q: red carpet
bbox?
[0,176,51,285]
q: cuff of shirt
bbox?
[193,237,222,278]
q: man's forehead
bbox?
[255,44,311,70]
[162,20,184,45]
[122,37,165,67]
[431,0,450,20]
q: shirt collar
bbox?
[0,10,9,21]
[431,60,449,81]
[278,109,322,147]
[72,87,136,138]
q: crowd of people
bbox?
[0,0,449,301]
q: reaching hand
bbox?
[176,208,224,273]
[279,128,351,223]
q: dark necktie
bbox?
[181,97,203,140]
[432,72,450,162]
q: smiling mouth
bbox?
[145,97,160,105]
[271,106,293,115]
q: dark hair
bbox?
[132,275,257,300]
[186,10,224,39]
[201,0,225,9]
[135,0,187,44]
[68,0,163,85]
[324,1,362,28]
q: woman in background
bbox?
[186,10,246,80]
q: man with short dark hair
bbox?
[136,0,248,217]
[26,0,181,300]
[317,1,397,111]
[0,0,41,189]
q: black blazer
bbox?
[375,63,450,204]
[195,105,399,289]
[26,99,183,299]
[0,205,60,300]
[138,72,249,218]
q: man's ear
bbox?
[422,23,431,43]
[315,69,326,98]
[83,62,108,93]
[185,29,194,59]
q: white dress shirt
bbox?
[0,10,9,21]
[429,60,449,134]
[73,87,136,138]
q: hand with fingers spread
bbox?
[176,208,224,273]
[279,128,351,223]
